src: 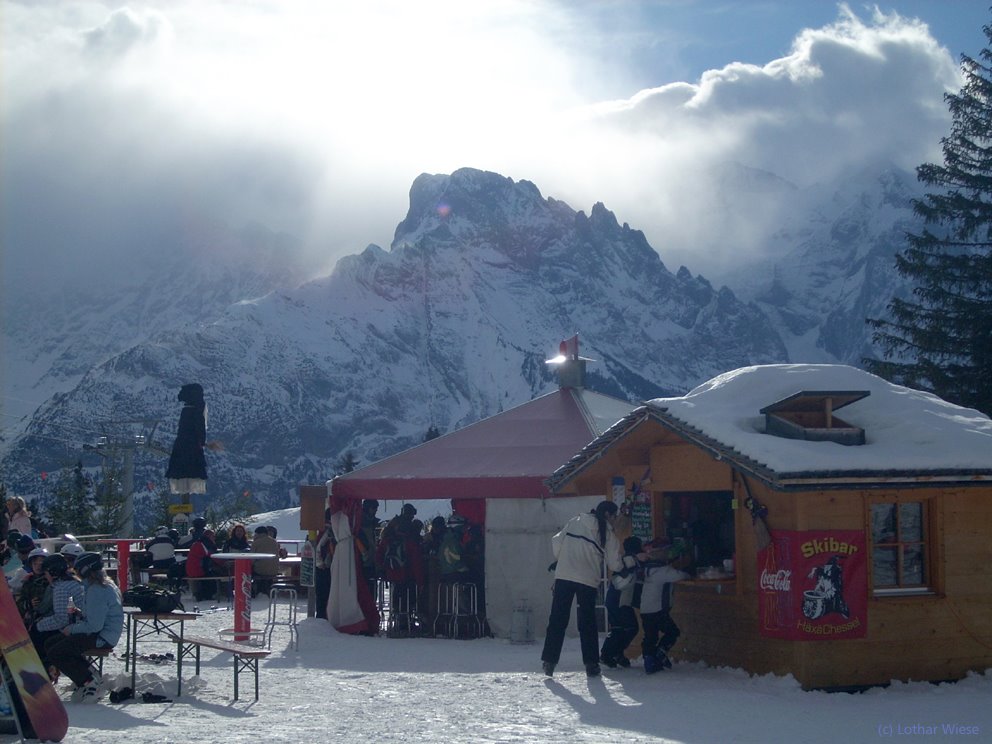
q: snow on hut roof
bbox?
[549,364,992,490]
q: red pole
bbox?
[233,557,252,642]
[117,540,131,593]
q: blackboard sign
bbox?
[631,502,653,541]
[300,540,316,588]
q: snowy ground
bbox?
[15,594,990,744]
[8,506,987,743]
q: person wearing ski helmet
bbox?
[44,552,124,703]
[15,547,49,623]
[178,516,207,548]
[31,554,85,677]
[60,542,85,570]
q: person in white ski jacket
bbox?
[540,500,623,678]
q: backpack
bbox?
[383,538,405,572]
[122,584,184,614]
[440,529,468,575]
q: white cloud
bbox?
[0,1,965,292]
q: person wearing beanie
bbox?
[541,500,624,678]
[44,552,123,702]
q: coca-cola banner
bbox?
[757,529,867,640]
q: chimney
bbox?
[545,334,592,390]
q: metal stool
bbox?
[433,582,482,639]
[376,578,390,629]
[386,583,419,637]
[264,582,299,650]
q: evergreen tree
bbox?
[92,457,128,536]
[866,22,992,415]
[423,424,441,442]
[47,461,95,535]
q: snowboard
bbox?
[0,576,69,742]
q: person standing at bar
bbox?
[540,500,623,678]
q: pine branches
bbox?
[866,18,992,415]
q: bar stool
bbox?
[386,583,419,637]
[375,578,390,628]
[433,582,482,639]
[264,582,299,650]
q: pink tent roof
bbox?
[330,388,634,501]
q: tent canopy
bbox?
[330,388,634,501]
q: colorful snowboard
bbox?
[0,577,69,742]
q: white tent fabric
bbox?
[485,495,600,639]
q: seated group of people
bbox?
[139,518,286,601]
[3,531,123,703]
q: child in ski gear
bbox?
[31,553,85,676]
[541,501,624,678]
[16,548,49,624]
[600,536,644,668]
[640,541,689,674]
[45,552,123,702]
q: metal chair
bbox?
[263,582,299,650]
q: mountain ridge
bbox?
[1,165,922,515]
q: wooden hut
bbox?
[546,364,992,690]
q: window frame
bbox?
[866,492,940,597]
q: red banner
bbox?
[757,529,867,640]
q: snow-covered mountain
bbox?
[734,164,920,365]
[1,221,316,439]
[0,166,922,510]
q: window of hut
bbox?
[870,498,935,595]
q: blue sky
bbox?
[617,1,988,87]
[2,1,989,287]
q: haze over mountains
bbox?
[0,165,920,510]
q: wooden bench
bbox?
[83,647,113,678]
[174,634,271,700]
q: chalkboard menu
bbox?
[300,540,316,588]
[631,501,653,541]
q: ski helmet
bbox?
[60,542,85,558]
[74,551,103,578]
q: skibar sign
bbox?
[757,529,867,641]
